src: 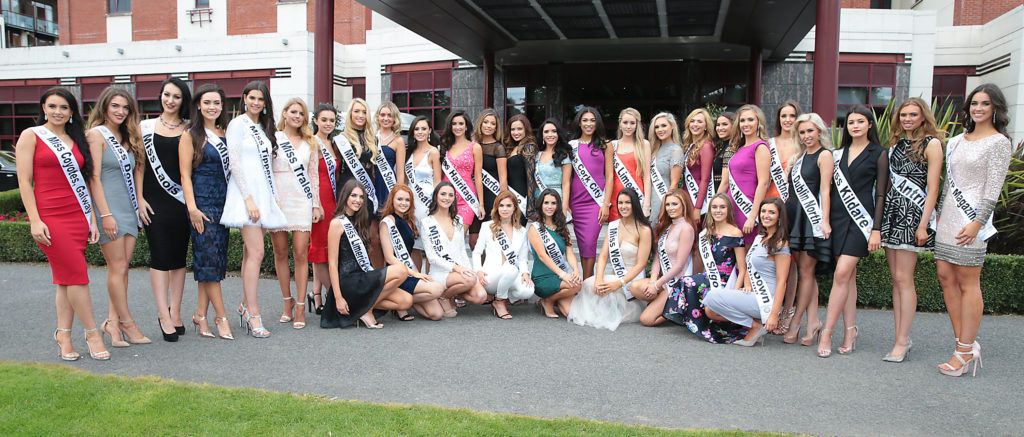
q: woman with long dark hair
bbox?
[18,86,105,360]
[308,104,341,314]
[85,86,150,346]
[422,181,488,316]
[935,84,1012,376]
[138,77,192,342]
[178,83,233,340]
[221,80,287,338]
[569,107,615,278]
[528,188,582,318]
[471,108,508,242]
[534,118,572,206]
[817,104,889,358]
[322,180,411,329]
[503,114,537,218]
[569,188,652,331]
[439,110,485,229]
[712,112,736,192]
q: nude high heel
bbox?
[102,319,129,348]
[837,326,858,355]
[938,341,981,377]
[83,328,111,361]
[817,328,834,358]
[734,326,767,347]
[53,328,80,361]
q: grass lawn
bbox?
[0,361,774,436]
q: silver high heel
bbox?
[883,339,912,363]
[837,325,858,355]
[734,326,767,347]
[83,328,111,361]
[938,341,981,377]
[53,328,80,361]
[279,296,294,323]
[245,314,271,338]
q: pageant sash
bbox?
[534,221,568,272]
[141,119,185,203]
[790,152,825,238]
[481,170,528,216]
[569,140,605,205]
[206,129,231,181]
[375,146,399,193]
[383,216,416,270]
[682,164,713,216]
[946,137,997,241]
[729,177,754,219]
[316,137,337,194]
[426,218,457,265]
[767,139,790,201]
[95,125,141,227]
[535,161,550,192]
[335,136,377,211]
[607,220,631,297]
[747,235,774,323]
[832,150,872,241]
[339,216,372,272]
[404,157,432,208]
[697,229,725,291]
[495,226,519,267]
[239,116,278,198]
[657,229,677,287]
[650,158,669,199]
[276,132,314,201]
[441,153,482,218]
[612,142,645,205]
[33,126,93,226]
[888,143,935,230]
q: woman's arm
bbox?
[593,231,610,284]
[430,148,443,185]
[86,128,116,239]
[308,143,322,221]
[16,130,49,245]
[695,140,715,210]
[870,149,890,251]
[471,222,490,270]
[560,163,572,212]
[327,219,349,314]
[747,144,772,232]
[669,146,684,189]
[817,151,834,238]
[733,245,749,290]
[658,223,694,287]
[919,138,943,243]
[497,156,508,192]
[378,216,401,266]
[624,226,652,284]
[178,132,208,234]
[641,140,653,212]
[473,143,485,217]
[394,137,407,186]
[717,167,731,195]
[765,247,792,332]
[600,145,614,223]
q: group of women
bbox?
[18,79,1011,378]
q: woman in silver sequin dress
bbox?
[935,84,1013,377]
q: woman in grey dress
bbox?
[935,84,1012,377]
[647,112,685,223]
[85,86,151,347]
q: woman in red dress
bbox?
[16,87,106,361]
[308,104,340,314]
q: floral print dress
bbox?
[663,234,748,343]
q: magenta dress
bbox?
[569,141,607,258]
[445,145,479,226]
[727,140,767,245]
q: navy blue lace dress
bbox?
[663,234,749,343]
[190,139,229,282]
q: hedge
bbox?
[0,189,24,215]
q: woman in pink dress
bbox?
[681,108,716,218]
[717,104,773,246]
[440,110,484,227]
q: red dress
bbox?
[609,147,643,222]
[32,133,90,285]
[308,150,337,263]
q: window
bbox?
[0,85,55,151]
[195,0,210,7]
[505,86,547,130]
[108,0,130,14]
[390,69,452,131]
[837,62,896,121]
[933,72,968,117]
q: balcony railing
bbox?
[1,10,59,36]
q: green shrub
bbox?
[0,189,24,214]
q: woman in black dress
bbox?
[323,180,411,329]
[139,78,191,342]
[470,108,507,244]
[817,105,889,358]
[712,111,735,193]
[504,114,536,221]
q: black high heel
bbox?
[157,317,179,342]
[311,292,323,315]
[170,307,185,335]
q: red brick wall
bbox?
[305,0,371,44]
[132,1,178,41]
[60,0,106,44]
[954,0,1023,25]
[227,0,277,35]
[841,0,871,8]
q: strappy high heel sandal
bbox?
[102,319,129,348]
[279,296,294,323]
[191,314,215,338]
[939,341,981,377]
[357,315,383,329]
[309,291,323,315]
[245,314,271,338]
[237,303,248,328]
[776,307,796,335]
[817,328,834,358]
[837,326,859,355]
[53,328,80,361]
[83,328,111,361]
[800,323,822,347]
[214,316,234,340]
[293,300,306,329]
[118,319,151,344]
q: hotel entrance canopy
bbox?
[357,0,816,65]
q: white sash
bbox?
[404,157,432,208]
[946,137,997,241]
[205,129,231,182]
[832,150,872,241]
[141,119,185,203]
[790,152,825,239]
[33,126,93,226]
[534,221,568,272]
[339,216,373,272]
[426,218,457,265]
[495,226,519,267]
[375,144,399,193]
[888,141,936,231]
[383,216,416,270]
[612,142,645,205]
[697,229,725,291]
[441,151,482,218]
[481,170,527,216]
[535,160,550,193]
[276,132,314,201]
[569,140,605,205]
[95,125,141,227]
[239,116,278,198]
[607,220,632,298]
[767,139,790,201]
[650,156,669,199]
[657,229,677,287]
[316,137,337,194]
[335,136,377,211]
[682,162,713,215]
[729,177,754,219]
[747,235,774,323]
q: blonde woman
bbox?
[609,108,650,221]
[270,98,321,329]
[681,108,716,217]
[648,112,684,224]
[717,104,772,246]
[373,101,406,211]
[334,98,379,211]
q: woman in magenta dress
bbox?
[439,110,484,227]
[568,107,615,279]
[717,104,772,246]
[17,87,108,361]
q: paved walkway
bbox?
[1,263,1020,436]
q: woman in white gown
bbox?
[569,188,652,330]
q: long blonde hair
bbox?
[616,108,649,175]
[887,97,944,163]
[682,108,714,167]
[343,98,378,162]
[87,86,144,163]
[649,112,682,157]
[790,113,832,168]
[473,108,503,144]
[729,104,768,153]
[375,100,403,135]
[276,98,316,152]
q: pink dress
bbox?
[727,140,768,245]
[445,145,479,226]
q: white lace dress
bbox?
[568,241,646,331]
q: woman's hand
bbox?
[743,217,756,234]
[313,207,324,223]
[413,271,431,281]
[599,204,609,224]
[476,270,489,287]
[955,221,981,246]
[245,198,260,224]
[821,222,832,240]
[335,296,350,315]
[88,221,100,244]
[477,206,485,220]
[765,313,779,333]
[642,282,658,300]
[868,230,881,252]
[138,197,154,226]
[521,273,533,288]
[594,278,608,295]
[915,224,929,246]
[30,220,51,246]
[189,208,210,234]
[102,215,118,240]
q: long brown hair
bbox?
[87,86,144,163]
[773,100,802,137]
[473,108,502,144]
[758,197,789,255]
[334,179,372,242]
[187,84,229,168]
[489,190,523,236]
[428,181,459,222]
[887,97,944,163]
[530,188,572,245]
[703,192,738,243]
[381,184,418,238]
[655,188,696,239]
[729,104,768,153]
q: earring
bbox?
[262,107,267,115]
[43,114,47,121]
[68,117,72,125]
[243,104,248,112]
[993,112,996,124]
